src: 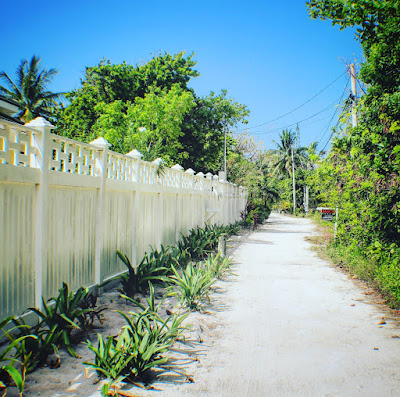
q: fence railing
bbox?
[0,117,247,320]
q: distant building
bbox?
[0,95,23,124]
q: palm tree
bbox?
[270,129,308,178]
[0,55,63,122]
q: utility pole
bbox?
[219,124,227,181]
[291,144,296,212]
[292,126,299,213]
[223,125,227,174]
[304,185,309,214]
[349,63,358,127]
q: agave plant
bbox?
[168,263,215,311]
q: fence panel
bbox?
[0,118,247,320]
[0,181,36,318]
[45,185,97,299]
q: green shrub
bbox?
[28,283,94,358]
[168,263,215,311]
[0,316,36,394]
[104,250,169,298]
[203,253,233,280]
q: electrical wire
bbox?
[246,94,346,137]
[321,118,342,152]
[232,70,347,133]
[316,76,351,145]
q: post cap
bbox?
[152,157,163,165]
[25,117,55,129]
[171,164,184,172]
[90,137,111,148]
[126,149,143,158]
[185,168,196,175]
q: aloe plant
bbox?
[168,263,215,310]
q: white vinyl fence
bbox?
[0,117,247,320]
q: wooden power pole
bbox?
[350,63,358,127]
[291,144,296,212]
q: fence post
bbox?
[172,164,184,241]
[25,117,55,308]
[127,149,143,265]
[196,172,205,226]
[185,168,195,229]
[232,183,237,222]
[90,137,110,286]
[153,158,164,248]
[213,175,220,225]
[205,173,213,224]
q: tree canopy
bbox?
[0,55,63,122]
[307,0,400,305]
[56,52,248,170]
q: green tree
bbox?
[125,84,195,164]
[307,0,400,93]
[56,52,248,169]
[0,55,63,122]
[307,0,400,305]
[270,129,308,178]
[180,90,249,172]
[56,52,198,141]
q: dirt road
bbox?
[158,213,400,396]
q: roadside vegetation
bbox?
[0,223,242,396]
[305,0,400,308]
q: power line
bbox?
[316,76,351,145]
[232,70,347,133]
[321,118,342,152]
[247,95,345,137]
[318,76,352,151]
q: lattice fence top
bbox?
[50,134,100,176]
[0,118,247,193]
[0,122,39,167]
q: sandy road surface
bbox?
[18,213,400,396]
[157,213,400,396]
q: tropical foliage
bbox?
[307,0,400,306]
[0,55,63,122]
[270,129,308,178]
[55,52,249,169]
[0,317,36,395]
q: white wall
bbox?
[0,118,248,320]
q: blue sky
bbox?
[1,0,362,152]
